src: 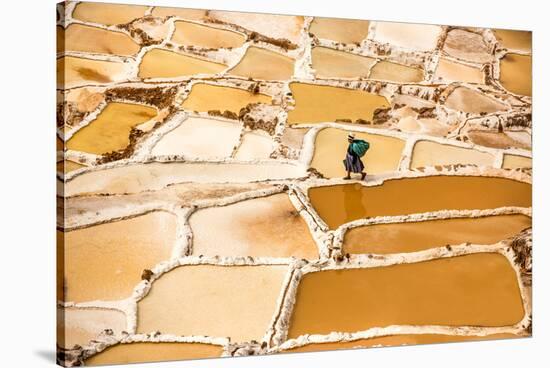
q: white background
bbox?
[1,0,548,367]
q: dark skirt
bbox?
[343,152,364,173]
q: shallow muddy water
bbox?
[57,56,127,89]
[502,154,532,169]
[310,128,405,177]
[311,47,376,78]
[434,58,484,84]
[58,307,126,349]
[445,87,507,114]
[139,49,227,79]
[65,162,306,196]
[58,160,86,174]
[286,333,520,352]
[343,214,531,254]
[410,140,495,168]
[171,21,246,48]
[86,342,222,365]
[229,47,294,80]
[62,211,177,302]
[309,18,370,44]
[493,29,532,52]
[182,83,272,114]
[369,61,424,83]
[308,176,531,229]
[63,24,140,56]
[499,53,532,96]
[190,193,318,259]
[287,83,390,124]
[151,117,241,158]
[72,2,148,25]
[287,253,524,338]
[66,102,157,155]
[137,265,288,342]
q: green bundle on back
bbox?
[351,139,370,157]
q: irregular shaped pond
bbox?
[308,176,531,230]
[190,193,318,259]
[137,265,288,342]
[343,214,531,254]
[287,253,524,338]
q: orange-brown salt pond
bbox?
[85,342,222,365]
[62,24,140,56]
[171,21,246,48]
[228,47,294,80]
[499,53,532,96]
[72,2,148,25]
[182,83,272,114]
[343,214,531,254]
[287,83,389,124]
[138,49,227,79]
[309,18,369,43]
[137,265,288,342]
[311,47,375,78]
[308,176,531,230]
[66,102,157,155]
[62,211,177,302]
[285,333,521,352]
[287,253,524,338]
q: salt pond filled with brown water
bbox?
[181,83,272,114]
[308,176,531,229]
[228,47,295,80]
[286,333,520,352]
[171,21,246,48]
[86,342,223,365]
[66,102,157,155]
[502,154,532,169]
[190,193,318,259]
[311,47,375,78]
[63,24,140,56]
[287,253,524,338]
[310,128,405,177]
[493,29,532,52]
[369,61,424,83]
[62,211,177,302]
[343,214,531,254]
[287,83,390,124]
[137,265,288,342]
[499,53,532,96]
[72,2,148,25]
[138,49,227,79]
[309,18,370,44]
[57,56,127,89]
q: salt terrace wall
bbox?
[56,1,532,366]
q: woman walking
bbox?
[343,132,369,180]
